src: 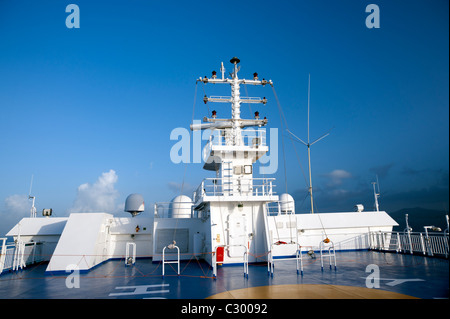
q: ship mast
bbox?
[190,57,271,135]
[230,57,242,145]
[190,57,273,198]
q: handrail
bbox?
[207,128,267,148]
[266,201,296,216]
[369,231,449,258]
[162,243,180,277]
[212,245,248,279]
[154,202,194,218]
[319,240,337,271]
[0,238,7,274]
[0,239,19,275]
[12,240,26,271]
[194,177,276,202]
[267,242,303,276]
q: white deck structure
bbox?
[4,58,398,273]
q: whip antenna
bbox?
[287,75,332,214]
[28,174,37,218]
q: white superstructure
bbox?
[4,58,398,273]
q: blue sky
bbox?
[0,0,448,236]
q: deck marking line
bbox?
[360,277,425,287]
[109,284,169,296]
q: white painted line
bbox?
[109,284,169,297]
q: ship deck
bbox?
[0,250,448,301]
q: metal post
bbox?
[125,242,136,266]
[0,238,6,274]
[212,248,217,279]
[380,231,385,250]
[420,233,426,255]
[405,214,413,254]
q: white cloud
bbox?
[322,169,352,186]
[5,194,30,214]
[0,194,31,236]
[70,169,120,213]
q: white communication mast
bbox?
[372,175,381,212]
[190,57,272,138]
[28,174,37,218]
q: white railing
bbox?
[206,128,266,148]
[266,201,296,216]
[193,177,275,202]
[369,231,449,258]
[0,238,12,274]
[154,202,194,218]
[1,239,42,275]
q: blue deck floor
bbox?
[0,251,448,299]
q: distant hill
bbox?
[388,207,448,233]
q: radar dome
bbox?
[125,193,145,217]
[280,193,295,214]
[169,195,193,218]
